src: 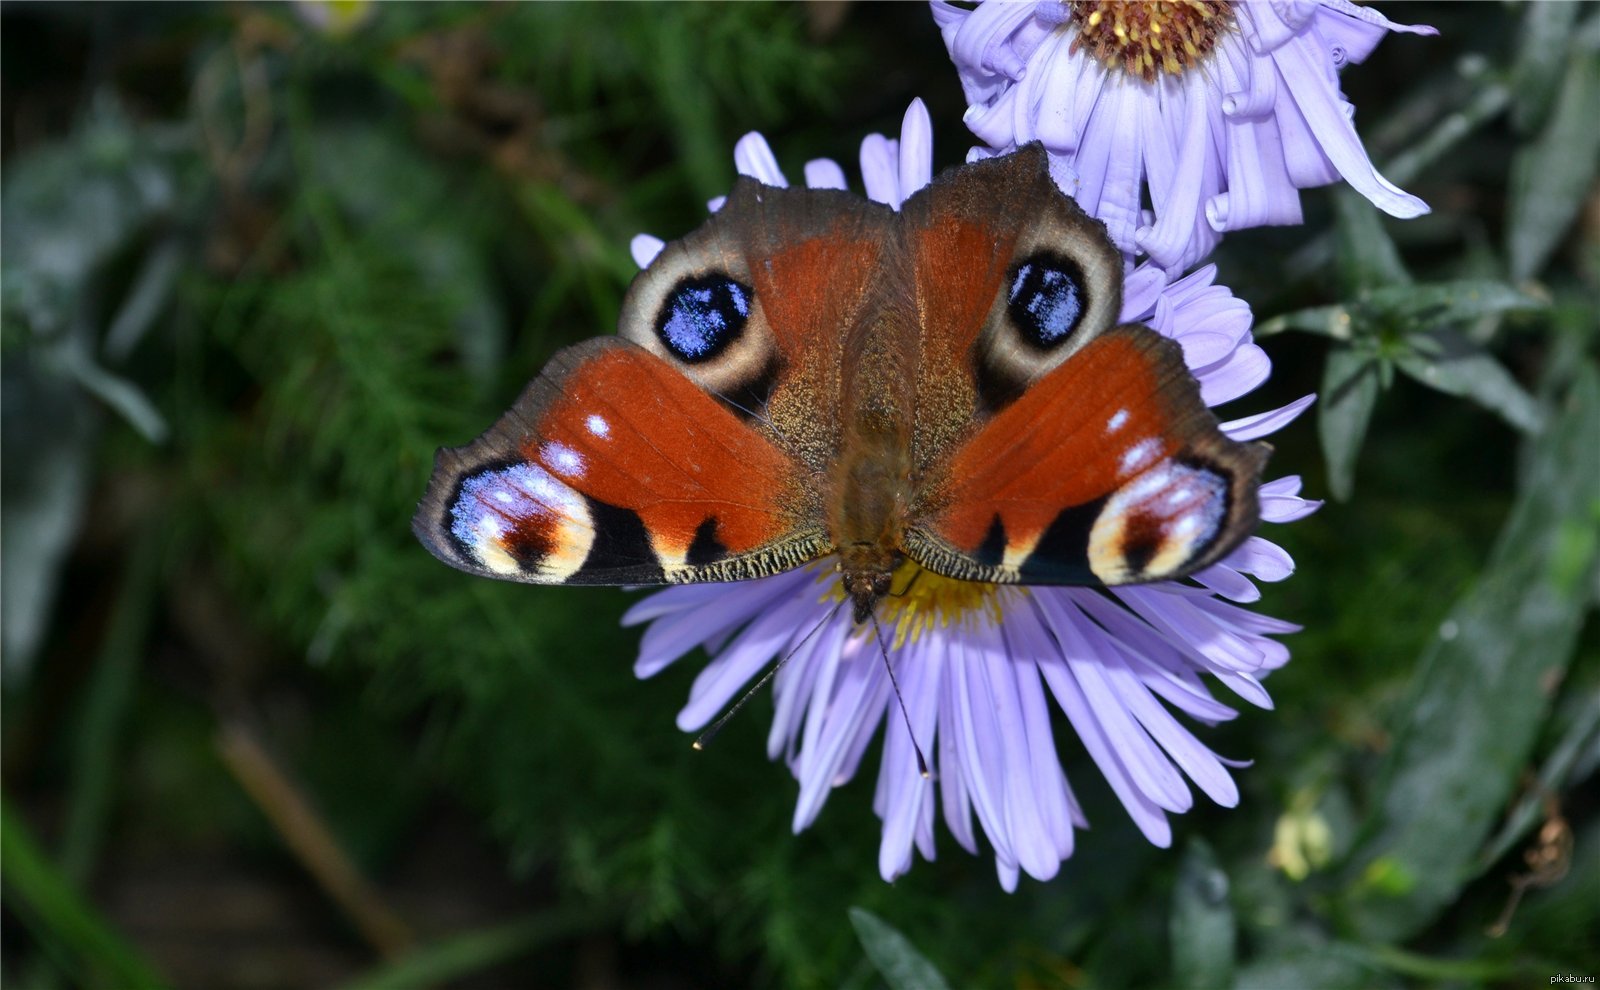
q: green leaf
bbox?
[1334,190,1409,296]
[1318,346,1380,502]
[1363,279,1546,329]
[59,531,159,884]
[1507,13,1600,279]
[1232,927,1380,990]
[306,124,508,388]
[1170,840,1234,990]
[849,908,952,990]
[337,908,610,990]
[103,236,183,361]
[1342,367,1600,942]
[1395,328,1544,433]
[1383,73,1511,189]
[653,12,732,203]
[52,342,168,443]
[1254,304,1354,341]
[1258,281,1541,343]
[0,353,95,675]
[1237,931,1532,988]
[1509,0,1583,133]
[1474,670,1600,871]
[0,798,171,989]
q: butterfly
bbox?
[413,144,1269,624]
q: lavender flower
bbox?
[931,0,1434,271]
[626,100,1319,889]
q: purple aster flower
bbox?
[625,100,1319,889]
[931,0,1435,271]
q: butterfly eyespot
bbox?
[1088,459,1231,583]
[447,461,593,580]
[1007,252,1087,348]
[655,273,753,363]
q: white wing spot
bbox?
[543,442,586,478]
[586,414,611,438]
[1107,408,1130,433]
[1120,438,1161,475]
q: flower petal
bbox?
[1224,537,1297,582]
[1221,394,1315,440]
[630,233,665,269]
[803,158,849,190]
[1272,32,1428,218]
[859,134,903,207]
[733,132,788,186]
[793,634,886,831]
[898,98,936,197]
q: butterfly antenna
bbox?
[694,597,846,753]
[710,388,780,434]
[870,612,930,778]
[889,567,925,599]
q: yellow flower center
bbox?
[823,560,1012,649]
[1066,1,1235,81]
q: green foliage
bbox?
[1343,367,1599,940]
[1507,12,1600,280]
[1170,841,1236,990]
[3,3,1596,988]
[1,798,170,990]
[850,907,953,990]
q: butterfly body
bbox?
[415,145,1268,621]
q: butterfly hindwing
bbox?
[906,324,1267,586]
[414,338,828,586]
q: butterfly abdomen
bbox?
[827,297,923,619]
[830,404,915,623]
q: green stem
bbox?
[1356,942,1546,983]
[335,906,613,990]
[1384,80,1513,187]
[60,528,161,883]
[1,796,171,990]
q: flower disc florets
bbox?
[831,561,1011,649]
[1066,1,1234,81]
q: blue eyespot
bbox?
[656,273,753,363]
[1008,253,1086,348]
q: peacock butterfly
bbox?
[413,144,1268,624]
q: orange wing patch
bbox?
[529,345,806,569]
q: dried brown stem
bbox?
[216,722,414,959]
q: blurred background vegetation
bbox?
[1,2,1595,988]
